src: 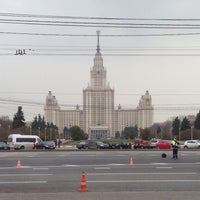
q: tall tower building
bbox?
[44,31,154,139]
[83,31,114,139]
[137,90,154,129]
[44,91,60,126]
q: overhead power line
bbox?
[0,98,199,112]
[1,12,200,21]
[10,53,200,56]
[2,18,200,27]
[2,19,200,29]
[1,31,200,37]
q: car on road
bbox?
[156,140,171,149]
[35,141,56,150]
[76,140,98,149]
[134,139,150,149]
[76,140,107,149]
[76,141,88,149]
[0,142,10,150]
[96,141,110,149]
[150,138,160,148]
[110,142,131,149]
[184,140,200,149]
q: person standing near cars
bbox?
[32,141,36,150]
[58,139,61,148]
[171,137,179,159]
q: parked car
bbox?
[96,141,110,149]
[35,141,55,150]
[76,141,88,149]
[156,140,171,149]
[110,142,131,149]
[0,142,10,150]
[134,139,150,149]
[184,140,200,149]
[76,140,100,149]
[150,138,160,148]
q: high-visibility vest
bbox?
[171,140,178,147]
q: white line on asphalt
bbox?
[94,167,111,170]
[87,172,197,175]
[0,162,199,170]
[62,165,79,167]
[0,166,32,169]
[108,163,126,166]
[87,180,200,183]
[0,181,47,184]
[33,168,49,170]
[152,163,169,165]
[0,174,52,176]
[156,167,172,169]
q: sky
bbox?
[1,0,200,123]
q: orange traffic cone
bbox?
[130,156,134,165]
[16,160,21,168]
[79,171,88,192]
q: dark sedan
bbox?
[76,141,89,149]
[96,141,110,149]
[111,142,131,149]
[35,141,55,150]
[0,142,10,150]
[76,140,110,150]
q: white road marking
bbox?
[87,172,196,175]
[33,168,49,170]
[88,180,200,183]
[0,161,199,170]
[62,165,78,167]
[0,174,52,176]
[108,163,126,166]
[0,181,47,184]
[152,163,169,165]
[94,167,111,170]
[156,167,172,169]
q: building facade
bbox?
[44,32,154,139]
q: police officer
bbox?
[171,137,179,159]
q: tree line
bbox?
[1,106,200,141]
[116,111,200,141]
[0,106,87,141]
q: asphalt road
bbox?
[0,149,200,200]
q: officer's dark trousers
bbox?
[173,148,178,159]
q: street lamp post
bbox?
[38,127,40,137]
[45,127,46,141]
[54,129,56,140]
[30,126,32,135]
[170,127,172,139]
[191,126,194,140]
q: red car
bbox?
[156,140,171,149]
[134,139,150,149]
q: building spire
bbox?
[96,30,100,53]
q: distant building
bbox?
[44,31,154,139]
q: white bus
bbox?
[7,134,43,150]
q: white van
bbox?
[7,134,42,150]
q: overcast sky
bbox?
[1,0,200,123]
